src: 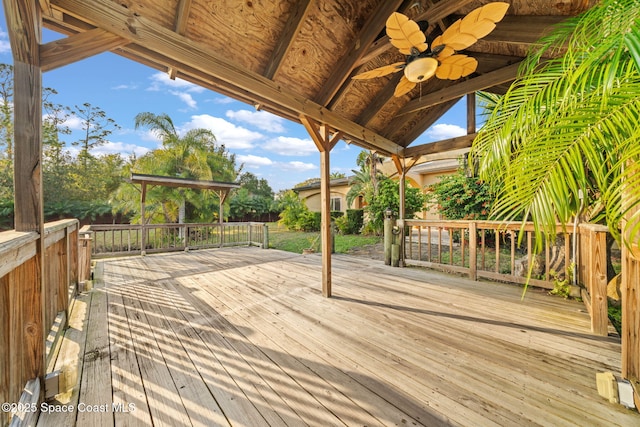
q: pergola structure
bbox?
[129,173,240,254]
[9,0,638,412]
[4,0,598,297]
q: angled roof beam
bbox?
[40,28,128,71]
[168,0,193,80]
[396,62,521,116]
[404,133,476,158]
[50,0,402,156]
[314,0,404,106]
[263,0,313,80]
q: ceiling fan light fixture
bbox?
[404,57,437,83]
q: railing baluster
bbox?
[510,231,516,275]
[495,231,500,273]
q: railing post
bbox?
[248,223,253,246]
[263,224,269,249]
[78,231,92,290]
[384,209,395,265]
[589,227,609,336]
[469,222,477,281]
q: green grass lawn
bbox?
[267,222,382,254]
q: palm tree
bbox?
[346,150,384,208]
[471,0,640,250]
[134,112,215,224]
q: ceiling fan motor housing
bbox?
[404,57,438,82]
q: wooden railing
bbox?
[0,219,86,426]
[87,222,269,257]
[399,219,611,335]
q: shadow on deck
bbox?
[38,247,639,426]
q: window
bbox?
[330,196,342,212]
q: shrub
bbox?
[346,209,364,234]
[296,211,321,232]
[427,169,494,220]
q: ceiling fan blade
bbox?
[352,62,405,80]
[435,54,478,80]
[434,2,509,54]
[394,75,417,97]
[386,12,428,55]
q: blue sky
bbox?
[0,13,470,192]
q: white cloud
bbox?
[90,141,150,157]
[147,72,205,93]
[170,90,197,109]
[280,161,317,172]
[225,109,285,133]
[63,115,84,131]
[180,114,262,150]
[263,136,316,156]
[0,29,9,54]
[424,123,466,141]
[237,154,273,167]
[112,83,138,90]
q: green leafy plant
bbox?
[427,168,494,220]
[548,264,574,299]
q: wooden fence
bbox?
[399,219,611,336]
[0,219,88,426]
[87,222,269,257]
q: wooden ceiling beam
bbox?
[314,0,404,106]
[356,72,403,126]
[168,0,193,80]
[466,15,566,46]
[40,28,128,72]
[404,133,476,158]
[396,62,522,116]
[50,0,402,156]
[263,0,313,80]
[394,98,460,146]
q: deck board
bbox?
[39,247,640,426]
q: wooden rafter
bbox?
[396,62,522,117]
[263,0,313,80]
[314,0,404,107]
[385,98,459,147]
[404,133,477,158]
[40,28,127,71]
[49,0,401,156]
[168,0,193,80]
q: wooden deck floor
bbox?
[39,247,639,426]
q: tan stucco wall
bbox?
[297,183,354,213]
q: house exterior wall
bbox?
[295,157,461,218]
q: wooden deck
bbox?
[39,247,639,426]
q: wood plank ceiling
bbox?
[38,0,596,159]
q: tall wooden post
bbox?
[301,116,341,297]
[622,160,640,407]
[4,0,45,402]
[467,92,476,135]
[140,182,147,255]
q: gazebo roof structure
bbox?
[3,0,599,297]
[35,0,595,157]
[129,173,240,192]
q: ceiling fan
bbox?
[353,2,509,97]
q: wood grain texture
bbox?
[41,248,640,426]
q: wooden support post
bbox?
[467,92,476,135]
[469,222,477,281]
[5,0,45,406]
[262,224,269,249]
[588,227,608,336]
[140,182,147,255]
[622,161,640,406]
[301,116,341,298]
